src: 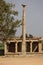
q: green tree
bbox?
[0,0,21,55]
[0,0,21,41]
[29,34,33,38]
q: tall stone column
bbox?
[39,42,42,53]
[22,4,26,55]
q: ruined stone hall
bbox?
[0,4,43,56]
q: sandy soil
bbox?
[0,55,43,65]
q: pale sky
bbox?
[5,0,43,37]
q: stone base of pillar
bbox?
[22,43,26,56]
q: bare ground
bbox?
[0,55,43,65]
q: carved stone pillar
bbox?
[22,4,26,55]
[15,42,17,54]
[39,42,42,53]
[4,42,8,55]
[30,42,32,53]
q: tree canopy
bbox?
[0,0,21,41]
[20,34,33,38]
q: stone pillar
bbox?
[30,42,32,53]
[22,4,26,55]
[39,42,42,53]
[15,42,17,54]
[4,42,8,55]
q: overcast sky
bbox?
[5,0,43,37]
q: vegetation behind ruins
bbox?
[0,0,21,41]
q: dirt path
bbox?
[0,55,43,65]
